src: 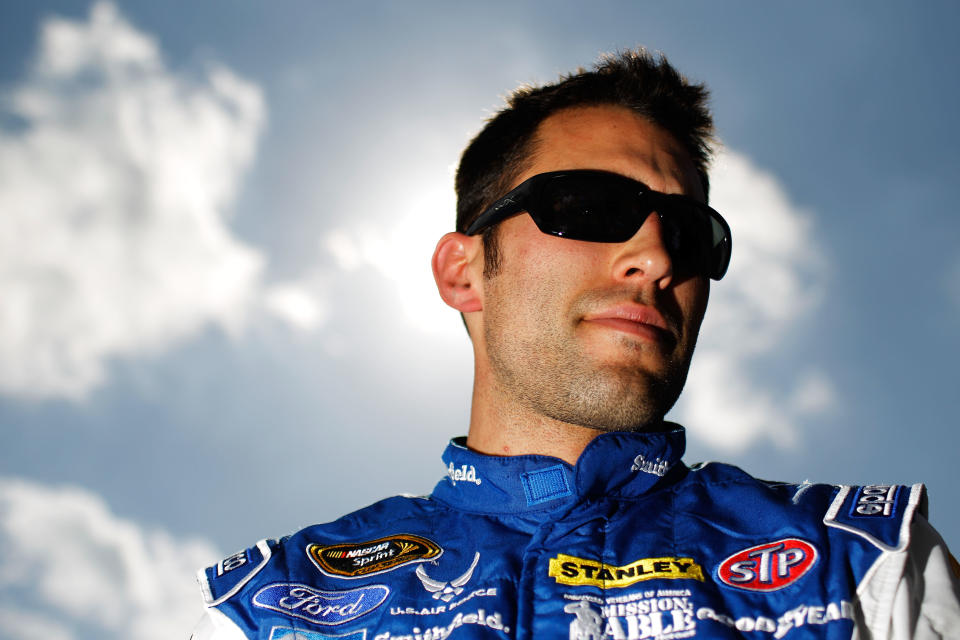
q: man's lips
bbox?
[581,304,676,343]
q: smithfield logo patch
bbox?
[718,538,818,591]
[308,534,442,578]
[630,453,670,477]
[548,553,704,588]
[447,463,482,486]
[252,583,388,626]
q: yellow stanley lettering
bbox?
[548,553,705,587]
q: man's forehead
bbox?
[518,105,704,201]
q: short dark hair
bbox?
[455,48,714,277]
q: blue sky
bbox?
[0,2,958,638]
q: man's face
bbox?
[478,105,710,430]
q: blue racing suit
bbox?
[193,427,960,639]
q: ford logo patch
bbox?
[717,538,817,591]
[252,583,389,625]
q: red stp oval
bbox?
[717,538,818,591]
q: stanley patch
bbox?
[308,534,442,578]
[548,553,704,588]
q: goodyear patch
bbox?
[308,534,442,578]
[548,554,704,588]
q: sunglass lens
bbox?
[523,172,728,279]
[655,202,705,277]
[667,200,730,279]
[535,175,643,242]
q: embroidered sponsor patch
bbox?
[389,587,498,617]
[253,583,388,626]
[717,539,817,591]
[447,463,482,486]
[199,539,273,606]
[697,600,854,636]
[548,554,705,587]
[416,552,480,602]
[563,591,697,640]
[630,453,671,477]
[270,627,368,640]
[308,534,442,578]
[216,549,249,576]
[371,608,510,638]
[849,485,899,517]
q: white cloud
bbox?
[320,177,459,337]
[787,370,836,416]
[673,148,834,451]
[0,2,323,400]
[263,282,327,331]
[0,608,74,640]
[0,477,221,640]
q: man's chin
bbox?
[536,373,684,432]
[581,337,681,376]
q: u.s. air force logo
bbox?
[308,534,442,578]
[549,554,704,588]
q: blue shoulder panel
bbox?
[199,539,276,606]
[824,484,924,551]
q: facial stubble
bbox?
[482,270,697,432]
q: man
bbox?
[193,49,960,639]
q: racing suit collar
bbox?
[431,425,686,514]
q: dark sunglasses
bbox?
[465,170,732,280]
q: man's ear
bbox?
[432,232,483,313]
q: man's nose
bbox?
[610,211,673,288]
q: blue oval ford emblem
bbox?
[252,583,389,625]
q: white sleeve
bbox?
[885,514,960,639]
[189,608,249,640]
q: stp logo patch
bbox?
[717,538,817,591]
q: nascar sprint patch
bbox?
[308,534,442,578]
[548,554,704,587]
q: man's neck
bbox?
[465,375,605,465]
